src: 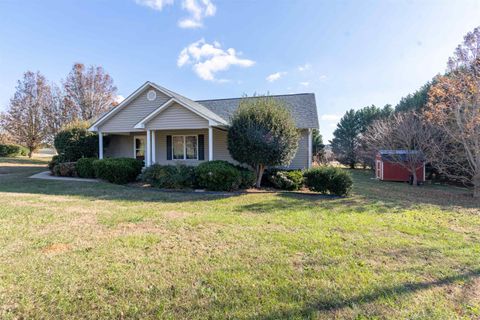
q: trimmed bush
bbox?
[93,158,143,184]
[303,166,353,196]
[53,162,77,177]
[196,160,242,191]
[237,166,256,189]
[140,164,196,189]
[76,157,97,178]
[54,122,98,162]
[268,170,304,191]
[48,155,61,173]
[0,144,22,157]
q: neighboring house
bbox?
[89,82,319,170]
[375,150,425,183]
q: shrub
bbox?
[236,166,256,189]
[227,96,300,187]
[93,158,143,184]
[0,144,21,157]
[54,122,98,162]
[53,162,77,177]
[76,157,97,178]
[48,155,61,173]
[303,166,353,196]
[140,164,196,189]
[195,161,242,191]
[268,170,304,190]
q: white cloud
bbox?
[178,0,216,29]
[299,81,310,87]
[177,39,255,81]
[266,71,286,82]
[320,114,341,121]
[135,0,215,28]
[115,95,125,103]
[297,63,311,72]
[135,0,173,11]
[319,74,328,81]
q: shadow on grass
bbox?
[257,268,480,319]
[0,159,478,210]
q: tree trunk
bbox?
[28,149,33,158]
[349,162,355,169]
[473,173,480,198]
[411,170,418,186]
[255,164,265,189]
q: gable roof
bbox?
[196,93,319,129]
[90,82,319,131]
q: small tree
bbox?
[228,96,299,188]
[312,129,325,164]
[63,63,117,121]
[54,120,98,162]
[363,112,438,186]
[330,109,360,168]
[1,71,51,157]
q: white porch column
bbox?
[98,131,104,159]
[208,126,213,161]
[307,129,313,168]
[151,130,156,164]
[146,130,151,167]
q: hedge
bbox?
[267,170,304,191]
[53,162,77,177]
[93,158,143,184]
[140,164,196,189]
[0,144,25,157]
[195,161,243,191]
[303,166,353,196]
[76,158,97,178]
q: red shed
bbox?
[375,150,425,183]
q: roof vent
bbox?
[147,90,156,101]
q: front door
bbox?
[134,136,146,161]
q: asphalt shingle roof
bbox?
[196,93,319,129]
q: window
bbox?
[134,136,146,160]
[172,135,198,160]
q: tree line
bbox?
[0,63,117,157]
[331,26,480,197]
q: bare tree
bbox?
[363,112,438,186]
[63,63,117,121]
[1,71,51,157]
[42,84,77,145]
[425,27,480,197]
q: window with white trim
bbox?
[172,135,198,160]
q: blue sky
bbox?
[0,0,479,141]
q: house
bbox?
[375,150,425,183]
[88,82,319,170]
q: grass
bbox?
[0,157,479,319]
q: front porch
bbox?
[99,127,234,166]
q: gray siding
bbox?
[99,88,170,133]
[212,128,237,164]
[105,128,310,170]
[153,129,208,166]
[145,103,209,130]
[104,134,137,158]
[282,129,309,170]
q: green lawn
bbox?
[0,157,479,319]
